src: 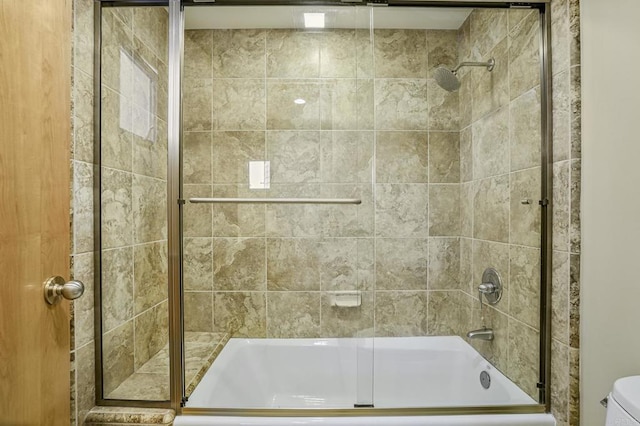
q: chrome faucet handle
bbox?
[478,282,496,294]
[478,268,503,306]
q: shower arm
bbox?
[452,59,495,73]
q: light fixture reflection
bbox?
[294,98,306,105]
[303,12,325,28]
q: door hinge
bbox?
[178,199,186,205]
[539,198,549,206]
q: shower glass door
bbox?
[180,4,376,408]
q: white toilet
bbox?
[605,376,640,425]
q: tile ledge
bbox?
[84,406,175,425]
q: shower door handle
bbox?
[43,276,85,305]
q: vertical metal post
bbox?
[167,0,185,412]
[538,3,554,411]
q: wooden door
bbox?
[0,0,73,425]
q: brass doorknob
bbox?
[43,276,85,305]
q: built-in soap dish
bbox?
[329,291,362,308]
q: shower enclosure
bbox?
[95,0,552,419]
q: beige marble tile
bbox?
[212,131,265,184]
[428,238,460,290]
[473,175,510,243]
[429,132,460,184]
[376,238,428,291]
[268,80,320,131]
[467,300,509,373]
[472,239,510,314]
[134,301,169,370]
[509,246,541,329]
[102,247,133,332]
[107,372,169,401]
[214,292,266,337]
[553,69,571,163]
[213,79,266,130]
[569,254,580,349]
[570,160,581,253]
[509,11,540,100]
[74,0,94,77]
[320,238,373,292]
[375,79,428,130]
[319,184,374,238]
[510,87,542,172]
[470,9,507,59]
[375,291,428,337]
[552,251,570,345]
[132,7,168,62]
[319,30,357,78]
[267,292,321,338]
[510,167,541,248]
[320,79,372,130]
[72,253,95,348]
[184,30,212,80]
[213,29,265,78]
[101,9,133,93]
[213,238,265,291]
[356,28,374,79]
[472,106,509,180]
[183,238,213,292]
[266,30,320,78]
[133,119,167,181]
[551,0,570,72]
[183,184,212,238]
[375,184,429,238]
[375,131,428,183]
[183,78,212,131]
[267,238,320,291]
[85,407,175,424]
[134,241,168,314]
[76,342,95,422]
[103,320,134,396]
[471,38,509,122]
[184,292,213,332]
[428,291,461,336]
[507,319,540,400]
[458,71,473,129]
[374,30,427,78]
[101,86,132,172]
[428,79,459,131]
[460,238,473,294]
[457,16,471,63]
[569,346,580,426]
[321,291,374,338]
[211,185,266,237]
[426,30,458,73]
[553,161,570,251]
[551,339,570,426]
[509,9,535,33]
[460,181,474,239]
[320,131,373,183]
[73,69,94,164]
[183,132,212,184]
[265,185,323,238]
[267,131,321,183]
[74,161,94,254]
[459,127,472,183]
[133,175,167,243]
[429,184,460,236]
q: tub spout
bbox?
[467,327,494,341]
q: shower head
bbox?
[433,58,496,92]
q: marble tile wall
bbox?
[98,6,170,401]
[457,8,544,401]
[182,27,462,341]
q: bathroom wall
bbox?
[181,26,463,339]
[99,6,169,398]
[580,0,640,424]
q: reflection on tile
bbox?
[103,321,134,396]
[212,131,265,184]
[429,132,460,183]
[267,292,321,338]
[102,247,133,332]
[183,238,213,292]
[267,81,320,130]
[510,168,541,248]
[375,79,428,130]
[183,132,212,184]
[134,241,168,314]
[267,238,320,291]
[375,291,428,337]
[376,238,428,291]
[428,238,460,290]
[473,175,509,243]
[509,246,541,329]
[374,30,427,78]
[321,291,374,337]
[376,131,428,183]
[213,238,266,291]
[375,184,428,238]
[214,292,266,337]
[134,301,168,369]
[213,79,265,130]
[510,87,542,172]
[213,30,265,78]
[429,184,460,236]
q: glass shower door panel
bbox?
[181,4,375,409]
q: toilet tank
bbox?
[606,376,640,426]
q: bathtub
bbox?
[176,336,555,426]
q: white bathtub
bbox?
[176,336,555,426]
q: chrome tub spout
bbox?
[467,327,494,341]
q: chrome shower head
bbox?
[433,58,496,92]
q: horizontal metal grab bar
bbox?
[189,197,362,205]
